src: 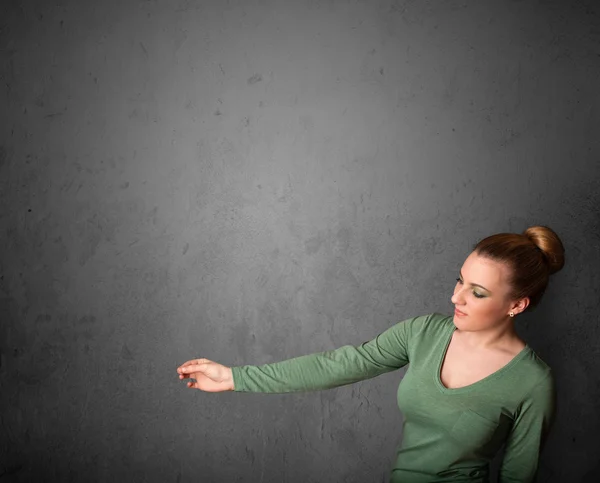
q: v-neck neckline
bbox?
[435,321,531,394]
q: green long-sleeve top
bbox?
[231,312,556,483]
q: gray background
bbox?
[1,0,599,482]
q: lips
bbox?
[454,308,466,316]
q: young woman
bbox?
[177,225,565,482]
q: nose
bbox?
[451,285,465,305]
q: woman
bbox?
[177,225,565,482]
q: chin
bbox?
[452,313,468,327]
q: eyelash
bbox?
[455,277,485,298]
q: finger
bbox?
[179,369,201,379]
[177,358,210,372]
[179,363,208,374]
[177,359,200,370]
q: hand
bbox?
[177,358,234,392]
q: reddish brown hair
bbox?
[472,225,565,311]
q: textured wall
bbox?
[1,0,599,482]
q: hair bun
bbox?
[523,225,565,275]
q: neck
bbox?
[456,318,520,350]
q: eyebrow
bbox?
[459,270,491,292]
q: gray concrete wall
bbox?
[1,0,599,482]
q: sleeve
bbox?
[230,314,427,393]
[498,372,556,483]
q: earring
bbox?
[509,312,514,317]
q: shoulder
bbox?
[513,349,555,410]
[394,312,454,339]
[416,311,454,332]
[518,348,554,385]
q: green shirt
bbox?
[231,312,556,482]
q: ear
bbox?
[512,297,530,315]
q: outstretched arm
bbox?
[230,314,422,393]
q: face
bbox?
[451,251,524,331]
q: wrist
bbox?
[228,367,235,391]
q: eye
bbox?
[456,277,485,299]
